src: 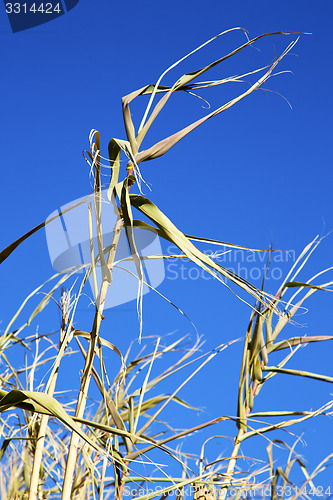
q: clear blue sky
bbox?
[1,0,333,492]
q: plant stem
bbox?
[61,216,123,500]
[28,371,58,500]
[29,290,69,500]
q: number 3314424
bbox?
[5,3,62,14]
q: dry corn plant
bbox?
[1,29,332,500]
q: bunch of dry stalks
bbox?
[1,29,332,500]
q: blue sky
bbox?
[1,0,333,492]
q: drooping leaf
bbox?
[130,194,273,309]
[0,195,92,265]
[0,390,108,457]
[134,39,299,163]
[122,30,301,154]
